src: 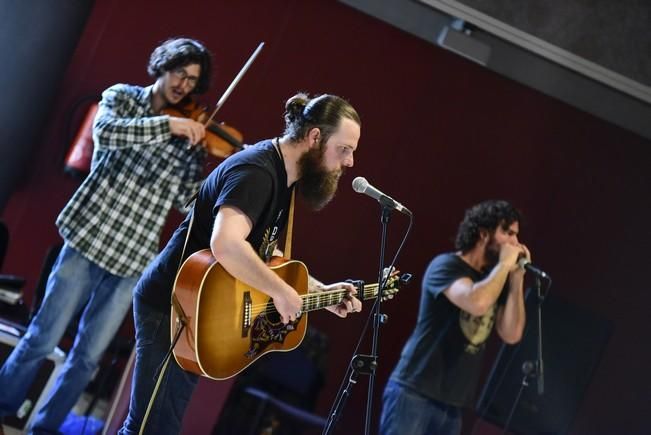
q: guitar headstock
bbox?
[372,269,413,302]
[380,271,413,301]
[349,270,413,302]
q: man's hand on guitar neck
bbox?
[310,278,362,318]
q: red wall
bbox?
[2,1,650,434]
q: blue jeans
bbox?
[118,296,198,435]
[0,243,136,434]
[379,380,462,435]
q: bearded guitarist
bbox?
[118,92,363,435]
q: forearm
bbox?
[469,262,512,314]
[268,247,323,293]
[308,275,325,293]
[496,275,526,343]
[212,238,293,300]
[94,113,172,150]
[93,88,172,150]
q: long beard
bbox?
[297,146,343,211]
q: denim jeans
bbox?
[0,243,136,434]
[118,296,198,435]
[379,379,462,435]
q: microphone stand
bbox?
[323,205,392,435]
[501,361,535,435]
[534,276,545,395]
[501,276,546,435]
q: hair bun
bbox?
[284,92,310,124]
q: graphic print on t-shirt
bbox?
[459,304,497,354]
[259,209,285,263]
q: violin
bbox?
[164,42,265,159]
[163,99,243,159]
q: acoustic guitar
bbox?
[170,249,409,379]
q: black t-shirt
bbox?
[389,252,502,408]
[135,139,293,311]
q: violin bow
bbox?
[204,42,265,126]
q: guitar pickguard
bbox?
[245,300,299,359]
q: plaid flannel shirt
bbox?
[56,84,205,277]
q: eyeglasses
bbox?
[170,68,199,88]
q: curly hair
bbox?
[147,38,212,94]
[455,200,521,253]
[283,92,360,144]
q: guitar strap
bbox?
[283,189,295,259]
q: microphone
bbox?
[352,177,412,215]
[517,257,551,280]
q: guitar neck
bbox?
[301,283,381,312]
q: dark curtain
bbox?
[0,0,95,211]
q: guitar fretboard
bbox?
[301,283,384,312]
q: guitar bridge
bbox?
[242,291,252,337]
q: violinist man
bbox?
[118,92,363,435]
[0,37,212,434]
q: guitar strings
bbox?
[248,281,396,315]
[248,284,383,311]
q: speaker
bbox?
[475,292,612,434]
[0,321,66,431]
[437,23,491,65]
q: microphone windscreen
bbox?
[352,176,368,193]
